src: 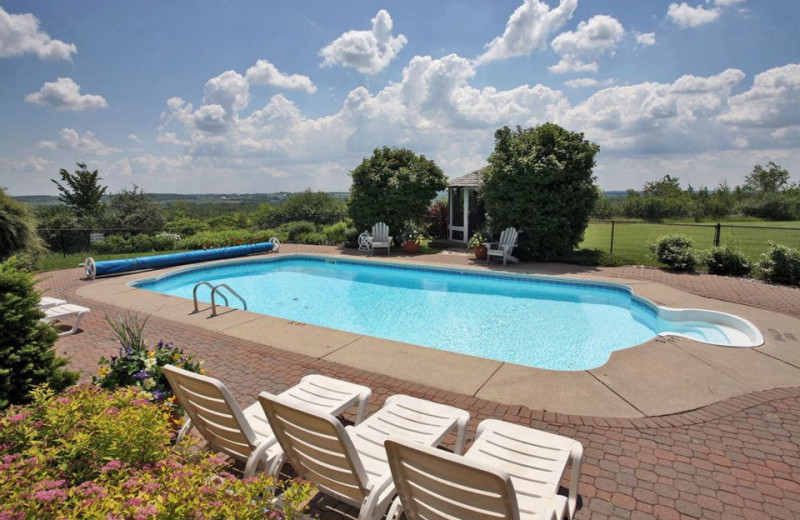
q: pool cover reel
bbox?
[84,239,279,279]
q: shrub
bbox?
[706,245,752,276]
[758,242,800,285]
[0,385,314,519]
[423,200,449,239]
[322,221,349,244]
[93,314,203,403]
[481,124,600,259]
[344,227,362,248]
[0,259,77,409]
[348,147,448,235]
[90,234,132,254]
[179,230,275,250]
[648,234,699,272]
[0,188,47,268]
[278,220,317,242]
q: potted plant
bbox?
[401,222,424,254]
[468,231,488,259]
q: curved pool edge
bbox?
[72,248,800,418]
[128,252,765,349]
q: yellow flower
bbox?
[199,369,206,375]
[147,350,155,358]
[98,367,110,377]
[168,395,177,404]
[173,353,181,361]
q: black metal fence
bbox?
[584,220,800,261]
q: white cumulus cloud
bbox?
[37,128,118,156]
[319,10,407,74]
[667,3,721,28]
[0,6,76,60]
[712,0,746,6]
[636,32,656,46]
[549,15,625,74]
[477,0,576,64]
[245,59,316,92]
[564,78,615,88]
[24,78,108,111]
[720,63,800,129]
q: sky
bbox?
[1,0,799,196]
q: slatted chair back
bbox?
[385,439,521,520]
[258,392,370,507]
[499,227,518,248]
[162,365,258,463]
[372,222,390,243]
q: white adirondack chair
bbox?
[370,222,392,256]
[486,227,519,265]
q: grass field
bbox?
[580,220,800,265]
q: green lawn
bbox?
[580,220,800,265]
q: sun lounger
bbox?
[41,303,90,337]
[162,365,371,478]
[385,418,583,520]
[258,392,469,520]
[38,296,67,310]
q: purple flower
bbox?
[101,460,122,472]
[134,370,149,380]
[156,340,164,349]
[110,356,117,364]
[134,505,158,520]
[6,413,29,422]
[34,489,66,502]
[151,390,165,401]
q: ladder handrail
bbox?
[211,284,247,317]
[192,281,228,313]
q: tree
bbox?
[0,258,77,409]
[744,161,790,193]
[52,162,107,219]
[481,124,600,259]
[273,190,346,226]
[0,188,47,268]
[104,185,166,234]
[348,147,448,235]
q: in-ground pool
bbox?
[132,255,763,371]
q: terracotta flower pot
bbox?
[473,245,488,259]
[403,241,420,254]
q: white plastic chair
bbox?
[41,303,90,336]
[258,392,470,520]
[385,419,584,520]
[163,365,371,478]
[370,222,392,256]
[38,296,66,310]
[486,227,519,265]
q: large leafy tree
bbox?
[0,188,46,267]
[52,162,107,219]
[104,185,166,233]
[271,190,346,226]
[481,124,600,259]
[348,147,447,235]
[744,161,790,193]
[0,258,77,409]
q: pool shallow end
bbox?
[656,306,765,347]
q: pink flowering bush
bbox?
[0,385,314,519]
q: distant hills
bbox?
[13,192,351,206]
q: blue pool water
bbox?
[134,256,742,370]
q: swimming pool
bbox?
[132,255,763,370]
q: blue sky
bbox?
[1,0,798,195]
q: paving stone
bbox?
[35,253,800,520]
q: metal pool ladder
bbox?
[192,282,247,317]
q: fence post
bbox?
[60,229,66,258]
[714,223,721,247]
[610,220,615,254]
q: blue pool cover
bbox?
[86,242,275,279]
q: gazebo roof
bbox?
[448,167,487,188]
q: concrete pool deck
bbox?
[70,246,800,418]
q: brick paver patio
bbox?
[36,249,800,520]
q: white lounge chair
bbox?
[486,227,519,265]
[38,296,66,310]
[162,365,371,478]
[385,419,584,520]
[370,222,392,256]
[41,303,90,337]
[258,392,470,520]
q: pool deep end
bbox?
[132,255,764,370]
[85,242,276,279]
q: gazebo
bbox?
[447,167,486,242]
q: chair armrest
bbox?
[484,241,497,249]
